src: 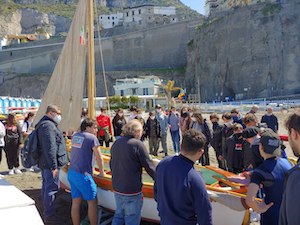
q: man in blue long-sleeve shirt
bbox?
[154,129,212,225]
[261,107,279,133]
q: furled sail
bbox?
[34,0,88,132]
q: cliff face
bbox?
[186,1,300,101]
[0,8,71,36]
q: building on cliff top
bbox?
[99,4,177,30]
[205,0,282,16]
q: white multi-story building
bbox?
[123,5,177,27]
[99,5,177,29]
[113,76,162,96]
[99,12,124,29]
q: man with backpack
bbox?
[36,105,67,224]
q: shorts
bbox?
[67,169,97,201]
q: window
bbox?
[112,22,115,26]
[132,88,137,95]
[100,16,102,19]
[108,16,110,19]
[120,90,124,96]
[112,16,114,20]
[143,88,149,95]
[132,11,135,15]
[133,18,135,22]
[139,9,141,14]
[126,12,129,17]
[149,17,151,20]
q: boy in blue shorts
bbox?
[68,118,104,225]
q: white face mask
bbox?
[191,117,197,122]
[118,113,123,117]
[150,116,155,120]
[225,121,232,126]
[53,114,62,124]
[156,109,161,113]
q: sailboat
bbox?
[33,0,255,224]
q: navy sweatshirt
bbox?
[154,154,212,225]
[110,136,156,194]
[261,114,278,132]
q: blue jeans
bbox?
[112,192,143,225]
[170,130,180,153]
[160,134,168,154]
[41,169,59,219]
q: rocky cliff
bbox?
[185,1,300,101]
[0,8,71,36]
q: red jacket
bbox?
[96,114,112,137]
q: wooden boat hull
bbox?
[60,165,251,225]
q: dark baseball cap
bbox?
[155,104,162,109]
[242,126,260,139]
[260,129,281,154]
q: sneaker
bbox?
[33,165,41,172]
[26,167,34,172]
[8,169,14,175]
[14,168,22,174]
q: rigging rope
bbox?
[94,0,111,114]
[93,0,114,137]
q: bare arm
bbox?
[246,183,273,213]
[93,146,104,176]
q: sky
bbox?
[180,0,205,15]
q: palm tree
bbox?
[160,80,181,109]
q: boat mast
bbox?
[88,0,95,119]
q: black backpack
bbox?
[21,121,46,168]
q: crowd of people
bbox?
[1,103,300,225]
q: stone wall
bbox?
[186,1,300,101]
[0,20,200,74]
[0,70,185,98]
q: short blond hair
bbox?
[122,119,143,137]
[46,104,60,114]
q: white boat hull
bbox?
[60,169,249,225]
[97,187,248,225]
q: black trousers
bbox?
[0,146,3,163]
[4,139,20,169]
[99,136,110,147]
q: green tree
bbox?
[121,96,129,105]
[129,96,139,106]
[109,95,121,105]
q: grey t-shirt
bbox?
[69,132,100,174]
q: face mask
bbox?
[191,117,197,122]
[53,114,62,124]
[225,121,232,126]
[150,116,155,120]
[156,109,161,113]
[118,113,123,117]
